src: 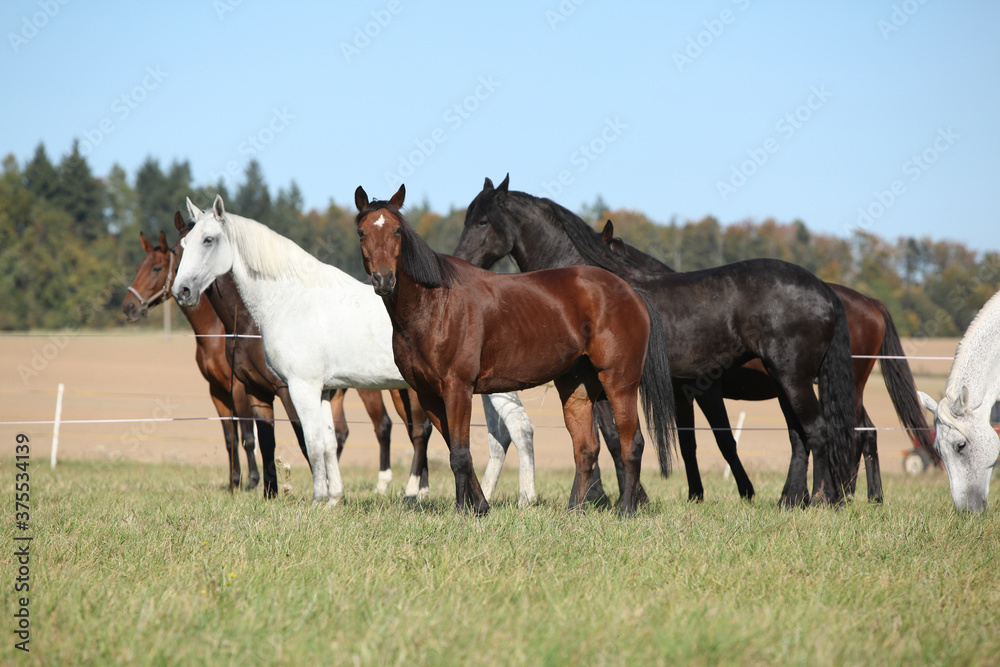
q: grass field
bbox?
[4,460,999,666]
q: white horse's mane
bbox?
[943,288,1000,413]
[221,212,357,289]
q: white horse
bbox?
[918,289,1000,512]
[172,195,536,507]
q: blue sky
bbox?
[4,1,998,249]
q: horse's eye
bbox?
[477,217,489,227]
[956,441,967,453]
[394,227,402,236]
[203,236,214,246]
[357,230,366,239]
[153,266,162,272]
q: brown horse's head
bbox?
[122,212,187,321]
[354,184,408,297]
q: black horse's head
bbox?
[453,174,517,269]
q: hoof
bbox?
[518,492,538,509]
[778,493,808,510]
[416,487,430,502]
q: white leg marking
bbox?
[404,474,421,498]
[375,468,393,494]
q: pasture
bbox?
[9,462,1000,665]
[3,332,997,665]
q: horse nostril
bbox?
[179,287,191,301]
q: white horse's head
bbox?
[919,387,998,512]
[172,195,235,307]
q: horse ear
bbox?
[918,391,939,415]
[158,231,169,252]
[953,385,980,414]
[390,184,406,209]
[497,173,509,193]
[186,197,203,220]
[355,186,369,212]
[140,231,153,253]
[483,177,494,192]
[601,220,615,244]
[213,194,226,221]
[174,211,185,232]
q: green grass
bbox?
[4,460,999,666]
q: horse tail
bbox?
[818,296,857,492]
[635,289,676,478]
[875,300,940,464]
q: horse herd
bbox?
[122,175,998,515]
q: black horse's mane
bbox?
[506,191,642,279]
[356,202,459,289]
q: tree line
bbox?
[1,140,996,337]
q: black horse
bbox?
[599,219,935,503]
[453,175,857,507]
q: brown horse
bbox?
[125,213,435,498]
[123,229,259,491]
[599,220,936,502]
[355,185,677,516]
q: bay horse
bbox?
[919,289,1000,512]
[355,184,677,517]
[123,229,260,492]
[599,219,935,502]
[454,175,857,507]
[172,197,537,507]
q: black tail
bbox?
[817,298,857,491]
[635,289,676,478]
[875,300,941,464]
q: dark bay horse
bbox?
[454,175,857,506]
[600,219,936,502]
[355,184,677,516]
[123,229,260,491]
[126,212,434,498]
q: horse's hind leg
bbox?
[859,408,883,503]
[248,395,278,498]
[555,375,609,512]
[695,386,755,501]
[483,393,538,508]
[594,397,647,506]
[232,378,259,491]
[209,385,240,492]
[359,389,394,493]
[672,393,703,502]
[330,389,350,460]
[480,393,509,503]
[391,388,433,501]
[320,390,346,505]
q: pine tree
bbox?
[23,143,59,202]
[234,160,272,223]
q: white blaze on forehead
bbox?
[373,214,386,228]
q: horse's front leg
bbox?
[436,384,488,515]
[287,380,334,504]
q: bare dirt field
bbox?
[1,319,957,490]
